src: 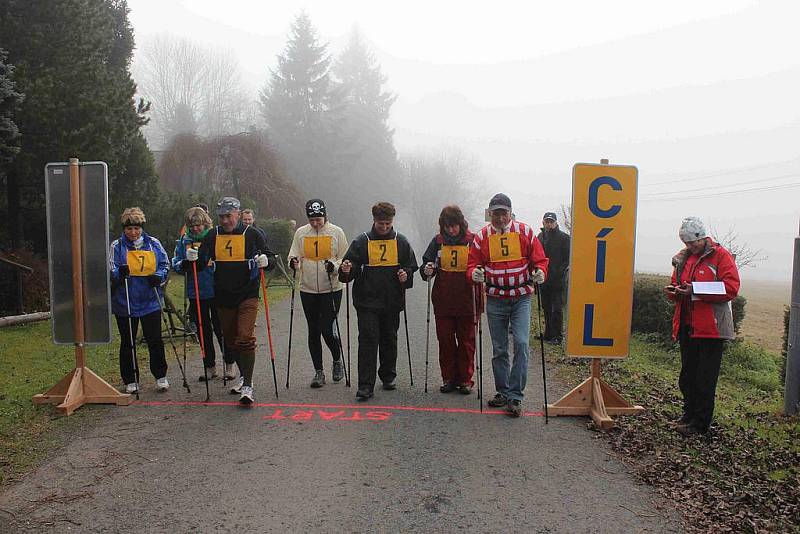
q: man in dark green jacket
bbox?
[339,202,418,400]
[536,211,570,343]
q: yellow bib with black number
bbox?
[440,245,469,272]
[488,232,522,262]
[127,250,156,276]
[215,234,245,262]
[367,239,399,267]
[303,235,332,261]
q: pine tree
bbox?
[0,48,23,165]
[0,0,156,249]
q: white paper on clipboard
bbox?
[692,281,726,295]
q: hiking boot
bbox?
[506,399,523,417]
[223,363,237,380]
[382,380,397,390]
[229,376,244,395]
[156,377,170,391]
[311,370,326,388]
[199,367,218,382]
[239,385,254,405]
[125,382,139,394]
[487,393,508,408]
[457,384,472,395]
[439,382,457,393]
[671,414,691,426]
[676,423,708,437]
[332,360,344,382]
[356,387,373,401]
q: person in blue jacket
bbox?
[109,207,171,393]
[172,206,230,381]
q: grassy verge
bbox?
[0,277,289,487]
[545,334,800,532]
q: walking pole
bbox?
[402,287,414,387]
[259,267,279,399]
[123,278,140,401]
[285,266,297,388]
[345,278,351,388]
[424,275,432,393]
[190,262,211,401]
[535,283,549,423]
[327,270,350,387]
[154,287,190,393]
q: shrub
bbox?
[732,294,746,335]
[721,340,781,392]
[632,274,674,340]
[260,218,294,261]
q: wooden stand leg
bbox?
[32,365,131,416]
[547,359,644,429]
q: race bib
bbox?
[488,233,522,262]
[303,235,332,261]
[367,239,399,267]
[215,234,245,262]
[127,250,156,276]
[440,245,469,272]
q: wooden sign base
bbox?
[32,364,131,416]
[547,359,643,429]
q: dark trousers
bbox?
[540,283,564,340]
[356,308,400,391]
[115,311,167,384]
[678,325,724,430]
[435,314,476,386]
[300,290,342,371]
[188,298,227,368]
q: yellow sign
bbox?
[367,239,399,267]
[440,245,469,272]
[303,235,333,261]
[215,234,245,262]
[127,250,156,276]
[566,163,638,358]
[488,232,522,262]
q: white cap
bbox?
[679,216,707,243]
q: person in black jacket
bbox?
[339,202,418,400]
[536,212,570,343]
[187,197,275,405]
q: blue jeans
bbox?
[486,294,531,401]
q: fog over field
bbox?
[129,0,800,281]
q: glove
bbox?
[255,254,269,269]
[423,262,435,277]
[147,274,162,287]
[289,257,299,270]
[118,264,130,278]
[185,247,199,261]
[180,259,191,272]
[471,267,485,284]
[531,268,545,284]
[324,260,335,273]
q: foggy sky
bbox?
[127,0,800,281]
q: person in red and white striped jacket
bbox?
[466,193,549,417]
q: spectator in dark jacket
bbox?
[536,211,570,343]
[339,202,418,401]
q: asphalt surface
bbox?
[1,281,681,533]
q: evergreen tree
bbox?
[0,49,23,166]
[0,0,156,250]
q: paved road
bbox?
[1,282,681,533]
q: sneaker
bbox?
[457,384,472,395]
[332,360,344,382]
[506,399,523,417]
[125,382,139,394]
[239,385,254,405]
[223,363,237,380]
[199,367,218,382]
[229,376,244,395]
[156,377,170,391]
[487,393,508,408]
[311,370,326,388]
[382,380,397,390]
[439,382,457,394]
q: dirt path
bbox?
[1,283,681,533]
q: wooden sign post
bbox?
[33,158,130,415]
[547,159,643,429]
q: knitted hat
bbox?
[305,199,326,218]
[679,216,707,243]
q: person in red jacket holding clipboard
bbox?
[467,193,549,417]
[664,216,740,436]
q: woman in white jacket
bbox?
[288,199,349,387]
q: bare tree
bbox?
[710,225,767,269]
[559,203,572,233]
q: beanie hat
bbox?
[120,207,146,227]
[306,199,326,218]
[679,216,707,243]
